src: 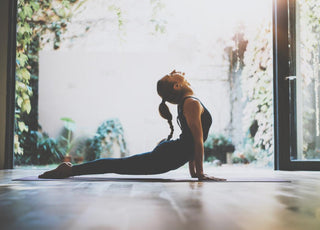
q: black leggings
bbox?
[71,139,193,176]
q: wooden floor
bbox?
[1,165,320,230]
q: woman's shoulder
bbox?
[183,97,204,114]
[182,96,200,104]
[184,97,200,105]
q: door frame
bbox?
[4,0,320,170]
[4,0,17,169]
[273,0,320,170]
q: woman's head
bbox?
[157,70,193,104]
[157,70,193,141]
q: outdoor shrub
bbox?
[15,130,64,165]
[241,22,273,164]
[35,132,65,165]
[204,133,235,163]
[85,118,128,161]
[232,156,249,164]
[15,0,82,158]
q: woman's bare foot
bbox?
[38,162,73,179]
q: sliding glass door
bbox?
[294,0,320,162]
[274,0,320,170]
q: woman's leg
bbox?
[71,152,162,176]
[38,140,188,178]
[38,151,169,178]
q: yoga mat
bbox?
[13,176,291,183]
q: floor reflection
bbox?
[0,168,320,229]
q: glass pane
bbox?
[295,0,320,160]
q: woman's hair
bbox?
[158,99,174,141]
[157,74,178,141]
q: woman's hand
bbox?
[197,174,226,181]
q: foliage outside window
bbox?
[241,22,273,166]
[15,0,165,165]
[298,0,320,159]
[218,22,273,167]
[15,0,275,166]
[15,0,83,164]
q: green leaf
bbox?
[15,81,27,91]
[22,93,29,100]
[30,2,40,11]
[60,136,68,142]
[18,121,28,132]
[16,68,31,81]
[18,23,32,35]
[62,0,70,8]
[17,97,23,107]
[23,5,33,18]
[58,8,67,17]
[61,117,75,123]
[16,52,28,67]
[21,99,31,114]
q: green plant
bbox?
[35,131,64,165]
[304,149,320,160]
[204,133,234,149]
[150,0,167,35]
[205,156,218,163]
[232,141,257,164]
[85,119,128,161]
[232,156,248,164]
[59,117,76,157]
[15,130,64,165]
[15,0,84,160]
[204,133,235,163]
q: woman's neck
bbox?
[179,92,194,103]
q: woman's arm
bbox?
[184,98,226,181]
[189,160,197,178]
[183,99,205,178]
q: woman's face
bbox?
[168,72,191,88]
[158,71,193,104]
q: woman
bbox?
[39,70,226,181]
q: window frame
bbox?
[273,0,320,170]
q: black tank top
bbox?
[177,96,212,142]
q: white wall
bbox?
[38,0,271,155]
[39,50,230,155]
